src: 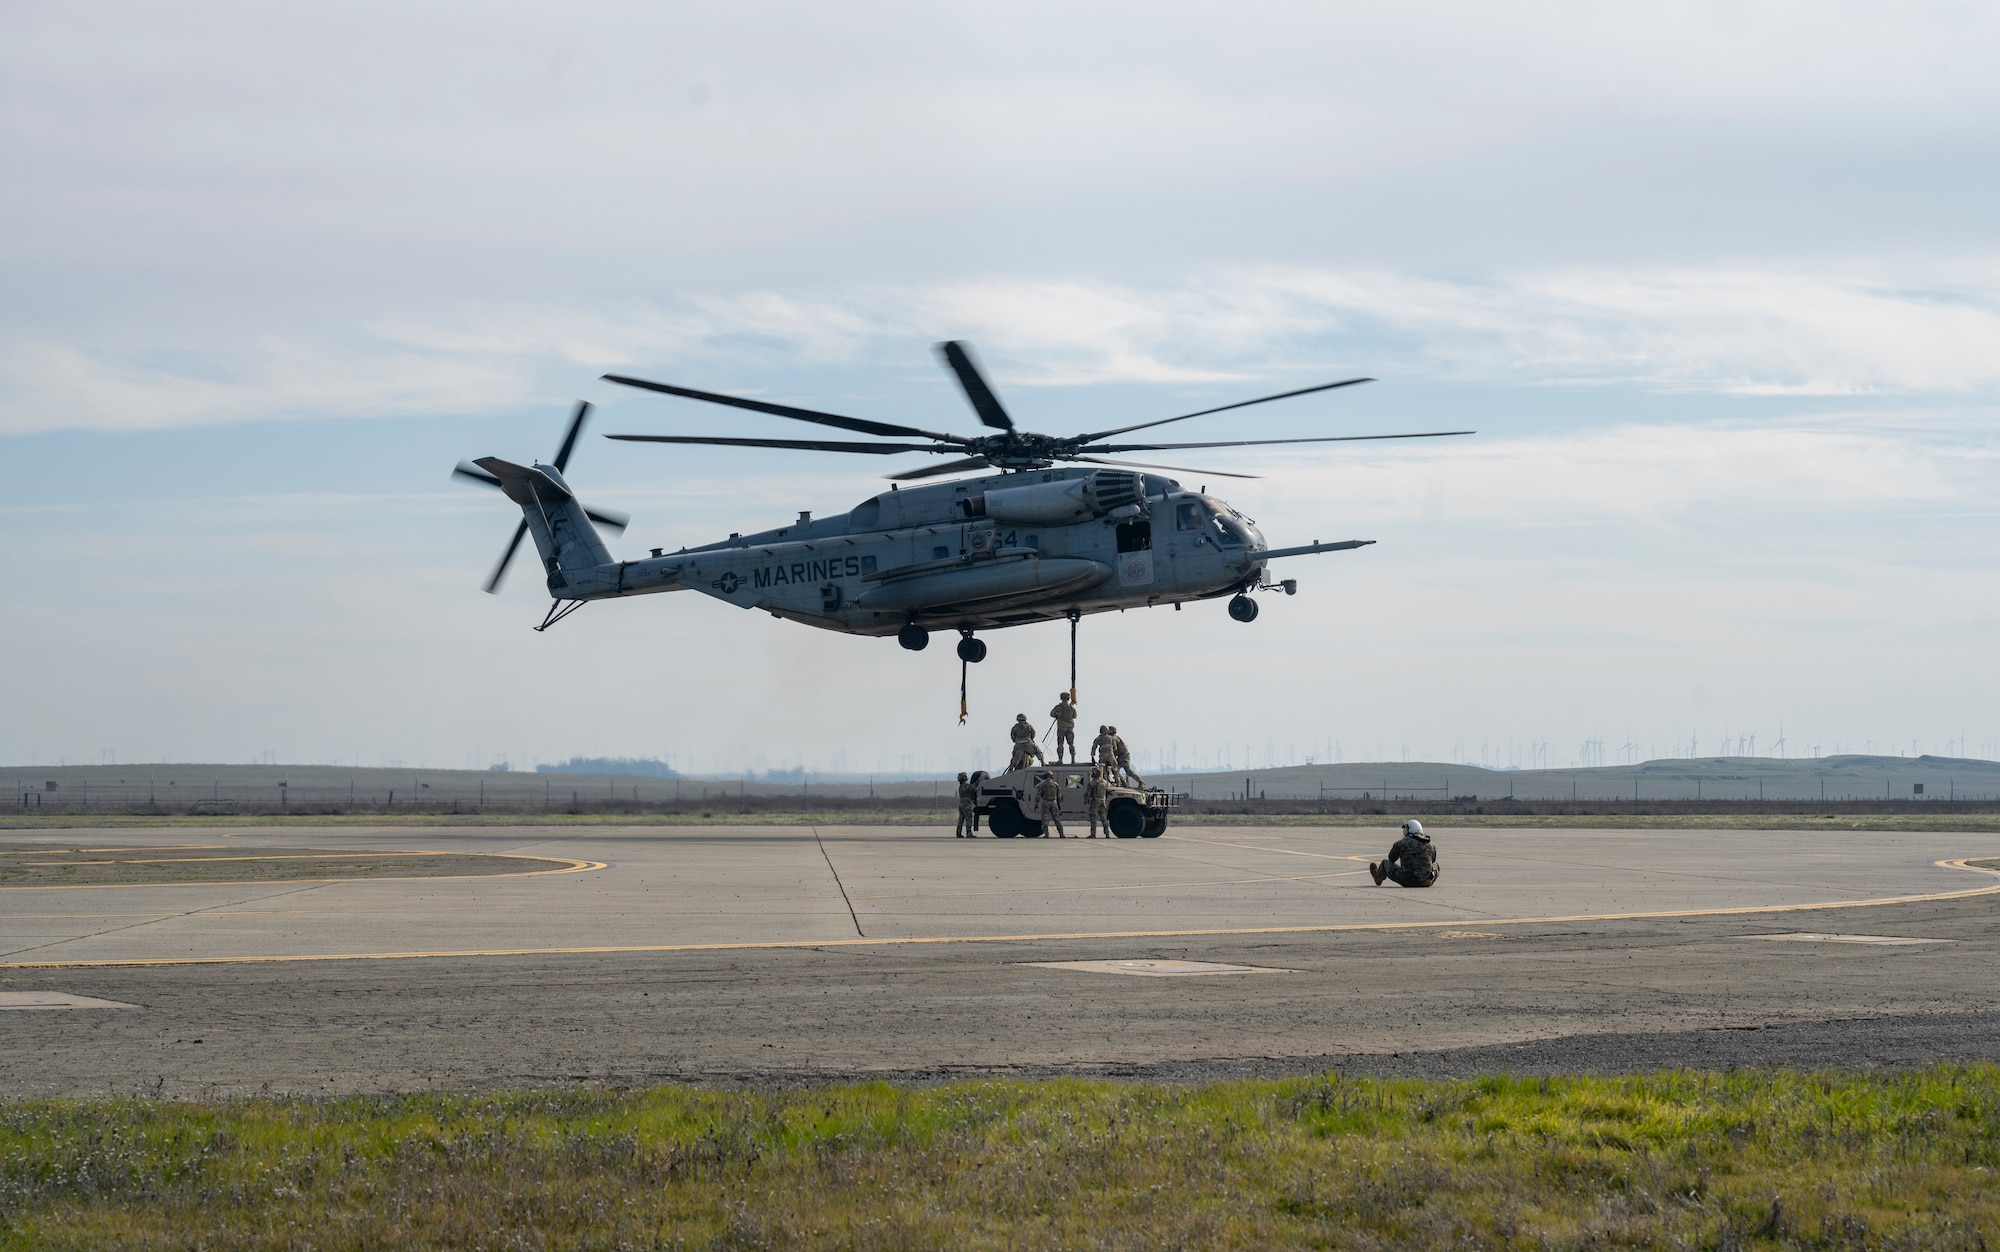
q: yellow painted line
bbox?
[0,853,606,891]
[20,851,453,866]
[854,868,1368,900]
[5,860,1995,970]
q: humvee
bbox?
[972,767,1172,839]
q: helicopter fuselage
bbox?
[547,466,1304,636]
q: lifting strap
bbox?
[1069,608,1080,707]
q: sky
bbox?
[3,1,1997,775]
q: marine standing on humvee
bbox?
[1108,726,1143,787]
[1371,820,1439,887]
[1049,693,1078,763]
[1008,713,1045,771]
[1035,771,1068,837]
[1091,726,1115,771]
[955,772,978,838]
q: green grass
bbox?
[3,1069,1997,1248]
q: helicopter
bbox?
[452,342,1470,656]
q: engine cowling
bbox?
[962,470,1145,525]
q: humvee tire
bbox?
[1106,798,1147,839]
[989,799,1025,838]
[1141,812,1167,838]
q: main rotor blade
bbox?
[603,374,966,442]
[1069,454,1259,480]
[552,400,592,473]
[453,461,503,488]
[936,341,1014,431]
[584,506,629,533]
[1086,429,1473,453]
[886,455,993,481]
[484,520,529,595]
[1075,377,1375,443]
[606,434,947,455]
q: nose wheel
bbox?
[1228,594,1260,623]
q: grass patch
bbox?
[2,1068,1997,1248]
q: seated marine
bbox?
[1370,820,1439,888]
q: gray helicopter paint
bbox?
[496,465,1323,637]
[476,456,1374,637]
[459,348,1422,621]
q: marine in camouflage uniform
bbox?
[1090,726,1115,772]
[1008,714,1045,771]
[1371,821,1439,888]
[954,772,978,838]
[1034,771,1068,837]
[1108,725,1144,787]
[1083,766,1108,838]
[1050,693,1078,763]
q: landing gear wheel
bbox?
[1107,798,1147,839]
[956,636,987,663]
[1227,595,1260,623]
[898,623,931,651]
[988,799,1024,838]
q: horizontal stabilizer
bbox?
[472,457,570,507]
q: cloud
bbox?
[9,263,1999,434]
[1249,419,1982,531]
[0,339,524,434]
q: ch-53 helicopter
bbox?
[452,342,1469,660]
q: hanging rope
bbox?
[959,656,968,725]
[1068,609,1080,706]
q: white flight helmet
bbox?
[1402,820,1425,836]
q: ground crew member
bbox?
[1035,770,1068,837]
[1371,820,1439,887]
[1083,765,1108,838]
[1049,692,1078,763]
[955,771,978,838]
[1008,714,1044,771]
[1091,725,1115,771]
[1108,725,1144,787]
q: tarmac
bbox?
[1,822,1997,1096]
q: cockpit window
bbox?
[1213,515,1253,547]
[1175,500,1208,531]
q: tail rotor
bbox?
[454,401,629,594]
